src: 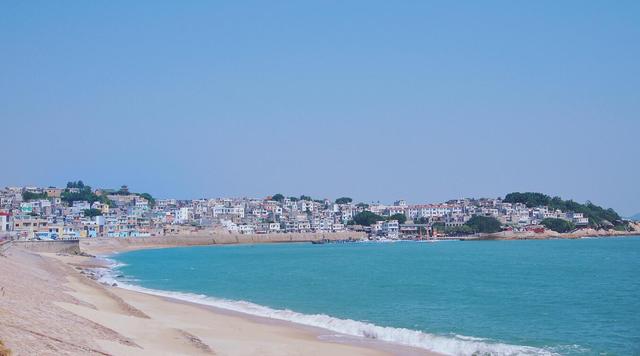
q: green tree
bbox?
[504,192,624,229]
[100,195,115,207]
[138,193,156,207]
[387,213,407,224]
[60,181,114,208]
[66,180,85,189]
[335,197,353,205]
[541,218,575,233]
[352,211,385,226]
[61,182,103,205]
[503,192,550,207]
[271,194,284,202]
[465,216,502,233]
[22,191,48,201]
[613,222,630,231]
[83,208,103,218]
[62,187,93,203]
[299,195,312,201]
[432,222,445,232]
[444,225,474,235]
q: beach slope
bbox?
[0,246,430,355]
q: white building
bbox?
[0,212,9,232]
[414,205,453,218]
[386,206,406,217]
[238,224,254,234]
[566,212,589,226]
[213,205,245,218]
[394,200,407,207]
[175,207,192,223]
[221,219,239,232]
[381,220,399,238]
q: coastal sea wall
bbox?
[0,240,11,254]
[81,231,367,254]
[9,240,81,254]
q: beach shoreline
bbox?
[0,243,436,355]
[78,231,367,255]
[3,233,638,355]
[86,251,438,356]
[78,225,640,256]
[76,233,640,355]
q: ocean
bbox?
[108,237,640,355]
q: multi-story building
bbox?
[4,184,611,240]
[381,220,399,238]
[0,212,10,232]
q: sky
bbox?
[1,1,639,215]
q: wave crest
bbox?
[98,266,555,356]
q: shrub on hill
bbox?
[504,192,624,229]
[432,222,475,236]
[61,181,114,207]
[66,180,85,189]
[387,213,407,224]
[83,208,103,218]
[465,215,502,233]
[503,192,550,208]
[138,193,156,207]
[541,218,575,233]
[335,197,352,205]
[352,211,385,226]
[22,191,48,201]
[445,225,474,235]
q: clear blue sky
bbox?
[1,1,639,215]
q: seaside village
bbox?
[0,182,618,242]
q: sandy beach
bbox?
[2,232,638,355]
[76,224,640,257]
[0,241,434,356]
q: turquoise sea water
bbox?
[111,237,640,355]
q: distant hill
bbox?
[503,192,624,229]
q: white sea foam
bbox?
[99,266,556,356]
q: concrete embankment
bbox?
[81,231,367,255]
[8,240,81,254]
[0,240,11,255]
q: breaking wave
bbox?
[97,262,556,356]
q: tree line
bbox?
[503,192,626,229]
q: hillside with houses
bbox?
[0,183,637,241]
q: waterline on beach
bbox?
[105,239,640,355]
[97,261,553,356]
